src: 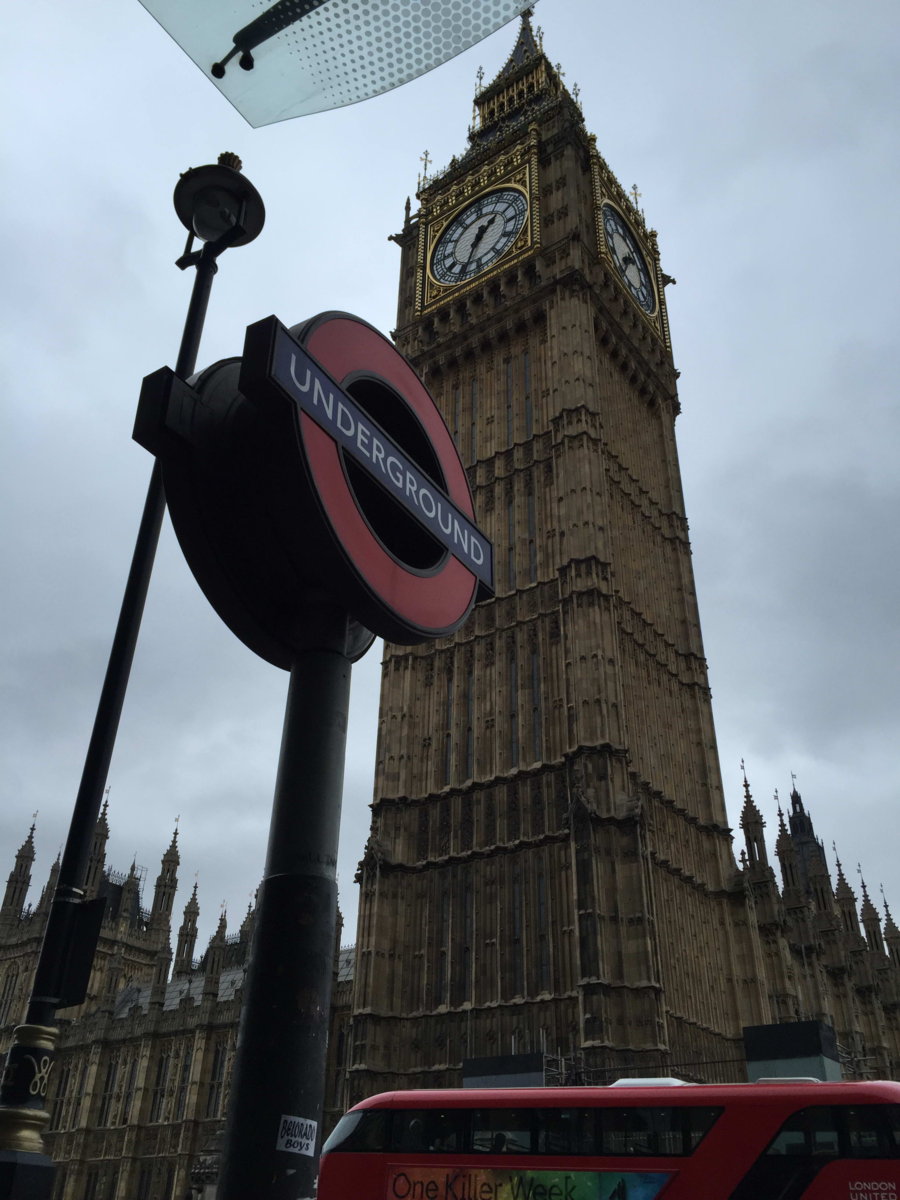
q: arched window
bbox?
[0,967,19,1027]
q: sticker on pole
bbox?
[276,1113,317,1155]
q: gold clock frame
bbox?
[416,133,540,314]
[591,149,670,347]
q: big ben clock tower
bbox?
[348,13,769,1101]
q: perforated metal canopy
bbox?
[139,0,533,127]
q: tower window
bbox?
[464,666,475,779]
[434,884,450,1007]
[175,1045,192,1122]
[97,1054,119,1127]
[149,1049,170,1124]
[530,646,543,762]
[48,1060,71,1132]
[537,872,551,991]
[120,1056,137,1125]
[511,867,525,996]
[444,668,454,785]
[417,807,430,863]
[136,1166,153,1200]
[461,883,474,1003]
[527,487,538,583]
[523,348,533,437]
[0,968,18,1027]
[206,1040,227,1119]
[506,357,515,446]
[470,378,478,463]
[507,494,517,591]
[509,645,520,767]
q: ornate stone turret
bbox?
[785,784,825,898]
[119,860,142,929]
[834,855,862,938]
[1,820,36,922]
[883,901,900,969]
[806,840,835,918]
[150,825,180,936]
[239,896,256,947]
[738,768,785,932]
[101,944,125,1015]
[775,797,801,895]
[152,938,172,994]
[35,852,60,915]
[174,883,200,977]
[860,878,885,955]
[84,797,110,898]
[739,767,769,870]
[202,909,228,1001]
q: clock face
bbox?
[431,188,528,285]
[602,205,656,314]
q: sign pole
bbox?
[217,603,363,1200]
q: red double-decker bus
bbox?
[318,1078,900,1199]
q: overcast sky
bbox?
[2,0,898,960]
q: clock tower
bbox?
[349,14,768,1100]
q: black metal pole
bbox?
[28,244,219,1030]
[0,242,220,1200]
[218,610,355,1200]
[38,243,218,1012]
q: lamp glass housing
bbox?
[137,0,532,128]
[173,163,265,247]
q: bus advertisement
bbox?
[387,1165,671,1199]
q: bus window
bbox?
[845,1105,891,1157]
[396,1115,428,1151]
[599,1107,722,1156]
[391,1109,468,1152]
[536,1108,594,1155]
[679,1106,723,1154]
[429,1110,466,1152]
[321,1108,390,1153]
[766,1107,840,1158]
[730,1104,900,1200]
[602,1108,654,1155]
[888,1105,900,1152]
[472,1109,535,1154]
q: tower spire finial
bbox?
[418,148,431,190]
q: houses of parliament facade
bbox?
[2,15,899,1198]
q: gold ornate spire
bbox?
[470,10,569,142]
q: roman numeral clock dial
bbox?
[602,203,657,314]
[431,187,528,285]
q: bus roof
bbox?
[348,1079,900,1111]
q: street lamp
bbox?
[174,152,266,247]
[0,154,264,1200]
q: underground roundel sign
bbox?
[241,312,493,645]
[247,312,492,641]
[136,309,494,667]
[135,311,493,666]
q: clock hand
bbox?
[464,218,495,268]
[470,216,495,252]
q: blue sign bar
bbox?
[270,328,493,589]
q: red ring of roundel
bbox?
[300,314,478,636]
